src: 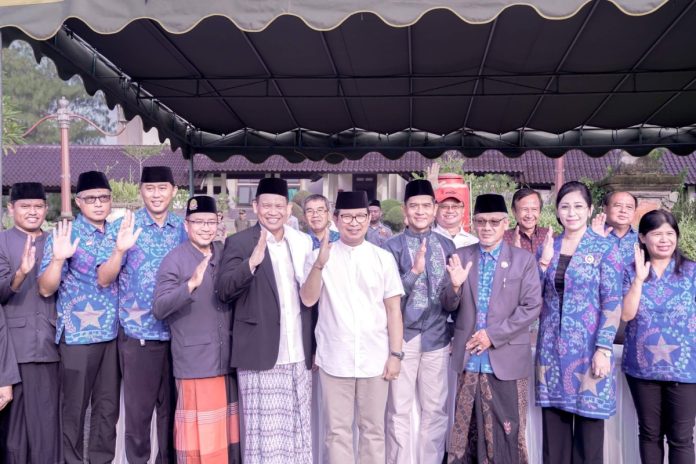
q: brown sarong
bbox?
[448,371,528,464]
[174,374,241,464]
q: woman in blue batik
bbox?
[622,209,696,464]
[535,181,623,464]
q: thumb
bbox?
[464,261,473,273]
[605,226,614,236]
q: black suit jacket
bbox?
[216,224,315,371]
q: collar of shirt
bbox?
[262,224,289,245]
[137,208,178,228]
[404,227,433,240]
[648,258,675,281]
[608,226,637,240]
[74,214,106,235]
[433,223,470,239]
[479,241,502,260]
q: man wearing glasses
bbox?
[38,171,121,464]
[302,194,340,250]
[432,187,478,249]
[97,166,186,463]
[301,191,404,464]
[153,196,241,463]
[441,194,541,463]
[216,178,315,463]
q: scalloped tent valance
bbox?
[2,0,696,162]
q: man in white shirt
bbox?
[300,191,404,464]
[432,186,478,248]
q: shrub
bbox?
[380,199,401,215]
[291,190,311,207]
[383,207,405,233]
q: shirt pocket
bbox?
[183,334,212,347]
[7,317,26,328]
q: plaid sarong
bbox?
[174,374,241,464]
[448,372,529,464]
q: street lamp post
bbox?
[23,97,125,220]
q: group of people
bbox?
[0,166,693,464]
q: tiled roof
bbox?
[3,145,695,189]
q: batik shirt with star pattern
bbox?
[98,208,186,341]
[535,228,623,419]
[622,258,696,383]
[40,214,119,345]
[465,243,502,374]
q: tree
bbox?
[2,95,25,154]
[123,144,165,181]
[2,41,113,145]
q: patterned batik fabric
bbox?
[237,362,312,464]
[40,214,119,345]
[174,374,241,464]
[465,244,502,374]
[622,259,696,383]
[448,372,529,464]
[606,226,638,266]
[308,229,340,250]
[535,228,623,420]
[98,208,187,341]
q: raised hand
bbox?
[513,225,522,248]
[412,238,427,275]
[249,229,268,270]
[315,230,332,268]
[540,228,554,265]
[19,235,37,275]
[446,254,473,288]
[52,219,79,261]
[633,243,651,282]
[425,162,441,190]
[591,212,612,237]
[188,254,212,293]
[116,210,142,253]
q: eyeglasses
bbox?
[78,194,112,204]
[439,204,463,211]
[186,219,219,227]
[305,208,328,216]
[339,213,369,224]
[473,217,506,228]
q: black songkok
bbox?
[186,195,217,216]
[404,179,435,201]
[474,193,508,214]
[141,166,175,185]
[76,171,110,193]
[368,199,381,208]
[336,191,369,210]
[10,182,46,202]
[256,178,288,198]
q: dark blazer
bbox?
[153,241,231,380]
[0,228,59,364]
[0,306,20,387]
[216,224,315,371]
[441,241,542,381]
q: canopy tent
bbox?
[2,0,696,162]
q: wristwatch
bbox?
[598,347,612,358]
[390,351,405,361]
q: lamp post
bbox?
[23,97,125,219]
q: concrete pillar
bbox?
[376,174,389,200]
[226,178,238,209]
[220,173,227,196]
[206,174,214,196]
[299,179,309,192]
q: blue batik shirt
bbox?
[606,226,638,266]
[98,208,186,341]
[308,229,340,250]
[622,259,696,383]
[465,242,501,374]
[40,214,119,345]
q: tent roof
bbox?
[3,0,696,161]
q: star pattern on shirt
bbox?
[646,335,679,366]
[74,303,104,330]
[124,307,149,325]
[574,367,604,396]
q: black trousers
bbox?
[626,375,696,464]
[542,407,604,464]
[118,329,175,464]
[60,339,120,464]
[0,362,61,464]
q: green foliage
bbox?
[380,199,401,215]
[291,190,311,207]
[2,96,26,154]
[670,189,696,261]
[173,188,190,210]
[462,173,517,202]
[109,180,141,206]
[2,41,113,145]
[383,206,405,233]
[216,192,229,212]
[123,145,166,180]
[579,176,607,212]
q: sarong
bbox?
[237,361,312,464]
[448,371,528,464]
[174,374,241,464]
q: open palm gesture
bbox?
[52,219,79,260]
[446,254,473,288]
[116,210,142,253]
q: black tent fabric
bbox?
[2,0,696,162]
